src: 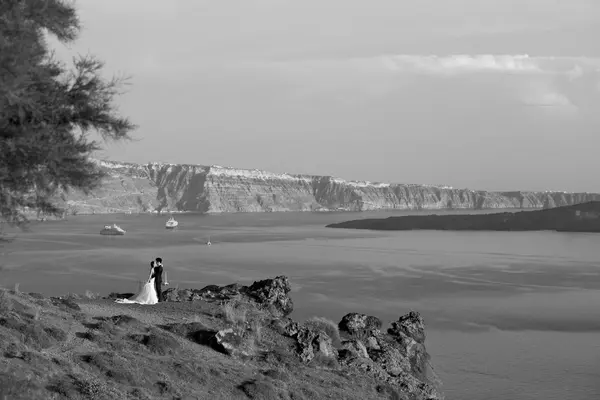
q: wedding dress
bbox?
[115,275,158,305]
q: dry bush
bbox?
[13,282,20,294]
[222,301,247,326]
[84,290,98,299]
[32,305,41,321]
[304,316,342,347]
[0,289,13,312]
[250,319,263,343]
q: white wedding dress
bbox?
[115,276,158,305]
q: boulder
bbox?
[338,313,382,336]
[340,339,369,359]
[389,311,426,344]
[245,276,293,317]
[295,326,336,363]
[271,318,300,337]
[208,328,253,358]
[161,288,206,302]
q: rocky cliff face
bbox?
[58,160,600,215]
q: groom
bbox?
[152,257,164,302]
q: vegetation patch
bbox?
[304,316,342,347]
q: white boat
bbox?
[100,224,126,236]
[165,217,178,229]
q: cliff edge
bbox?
[52,159,600,215]
[0,276,443,399]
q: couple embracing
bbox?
[115,257,169,305]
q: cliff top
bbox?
[91,158,599,195]
[0,276,443,400]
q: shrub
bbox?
[222,301,247,325]
[0,289,12,312]
[304,316,342,347]
[250,319,263,343]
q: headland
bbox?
[0,276,444,400]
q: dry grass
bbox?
[32,305,41,321]
[221,301,249,337]
[0,288,12,312]
[84,290,99,300]
[304,316,342,347]
[13,282,20,294]
[250,319,263,344]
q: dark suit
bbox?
[151,265,164,302]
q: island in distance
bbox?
[326,201,600,232]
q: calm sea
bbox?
[2,210,599,400]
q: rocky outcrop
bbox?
[163,275,293,318]
[265,304,442,398]
[129,275,442,399]
[337,311,442,400]
[54,159,600,215]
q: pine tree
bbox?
[0,0,136,227]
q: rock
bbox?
[49,297,80,311]
[162,276,293,317]
[338,313,382,336]
[271,318,300,337]
[341,339,369,359]
[367,334,412,377]
[335,312,443,399]
[295,326,336,363]
[208,328,253,358]
[389,311,426,344]
[245,276,293,317]
[365,336,380,350]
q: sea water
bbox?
[1,210,599,400]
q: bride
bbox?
[115,261,158,305]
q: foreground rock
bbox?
[162,275,293,317]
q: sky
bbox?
[51,0,600,192]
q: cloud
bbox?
[233,54,600,112]
[249,54,600,76]
[381,54,543,74]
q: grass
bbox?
[0,289,12,311]
[222,300,247,325]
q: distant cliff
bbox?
[54,160,600,215]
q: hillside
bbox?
[48,160,600,216]
[326,201,600,232]
[0,276,444,400]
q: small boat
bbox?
[165,217,178,229]
[100,224,126,236]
